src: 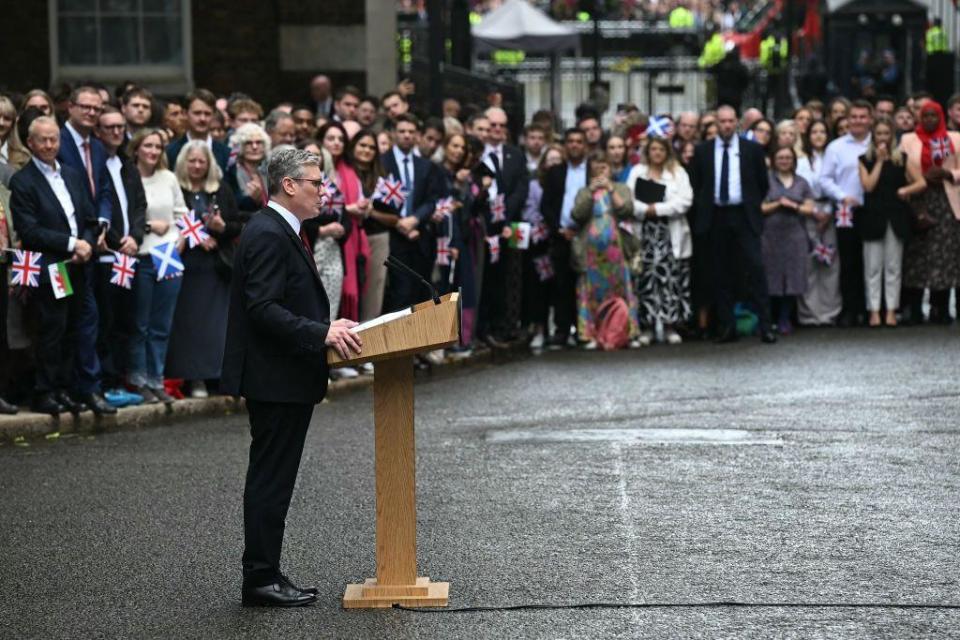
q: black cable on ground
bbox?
[393,601,960,613]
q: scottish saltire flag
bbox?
[48,262,73,299]
[10,249,42,287]
[374,176,406,210]
[110,252,138,289]
[490,194,506,223]
[485,236,500,263]
[150,242,184,281]
[533,255,554,281]
[434,197,455,218]
[811,241,835,266]
[646,115,674,138]
[435,236,451,266]
[835,203,854,228]
[176,211,210,249]
[508,222,531,249]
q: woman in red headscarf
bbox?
[898,100,960,323]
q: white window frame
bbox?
[49,0,194,92]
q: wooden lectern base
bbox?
[342,577,450,608]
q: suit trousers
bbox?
[549,236,577,339]
[837,227,865,317]
[94,261,136,389]
[478,245,507,340]
[862,224,903,312]
[34,263,87,394]
[75,263,103,394]
[242,399,315,586]
[710,206,772,331]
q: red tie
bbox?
[299,227,312,255]
[82,140,96,196]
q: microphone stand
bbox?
[385,256,441,305]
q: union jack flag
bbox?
[10,249,42,287]
[319,176,335,208]
[322,182,345,217]
[531,222,549,244]
[485,236,500,263]
[109,252,138,289]
[811,241,835,266]
[931,136,952,163]
[435,236,451,266]
[490,194,506,223]
[646,115,674,138]
[176,211,210,248]
[434,197,455,218]
[374,176,406,210]
[533,255,554,281]
[835,203,854,228]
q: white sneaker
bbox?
[360,362,374,375]
[638,331,653,347]
[529,333,545,350]
[331,367,360,380]
[582,340,598,351]
[190,380,208,399]
[629,338,643,349]
[425,349,445,365]
[665,329,683,345]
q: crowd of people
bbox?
[457,0,756,25]
[1,74,959,417]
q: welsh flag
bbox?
[507,222,531,249]
[48,261,73,299]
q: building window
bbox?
[51,0,192,87]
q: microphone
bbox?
[385,255,440,305]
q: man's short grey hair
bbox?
[264,109,294,133]
[27,115,59,139]
[268,147,320,195]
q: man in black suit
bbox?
[94,106,146,396]
[9,116,100,415]
[381,113,443,312]
[540,128,589,349]
[689,105,776,344]
[165,88,231,172]
[221,147,361,607]
[478,107,529,345]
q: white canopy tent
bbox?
[471,0,581,113]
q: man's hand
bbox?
[119,236,138,256]
[396,216,418,234]
[325,318,362,360]
[73,239,93,263]
[560,227,577,241]
[322,222,345,239]
[96,230,108,252]
[245,178,263,201]
[842,196,858,208]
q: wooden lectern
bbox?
[328,292,460,608]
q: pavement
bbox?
[1,326,959,639]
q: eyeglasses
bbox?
[74,104,103,113]
[489,122,507,129]
[289,177,326,191]
[100,124,125,131]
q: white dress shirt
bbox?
[820,133,871,205]
[268,200,301,236]
[483,144,504,199]
[33,157,78,252]
[714,134,743,206]
[99,154,129,264]
[392,145,416,217]
[187,132,214,149]
[560,161,587,230]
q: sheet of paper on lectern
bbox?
[349,308,412,334]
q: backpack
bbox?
[595,296,631,351]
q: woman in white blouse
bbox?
[127,128,187,404]
[625,137,694,345]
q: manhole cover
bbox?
[485,428,781,445]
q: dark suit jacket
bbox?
[220,206,332,404]
[9,160,98,270]
[166,137,231,173]
[689,136,770,236]
[381,149,443,255]
[486,143,529,223]
[103,153,146,251]
[540,163,569,234]
[58,126,113,225]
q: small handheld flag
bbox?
[434,197,455,218]
[531,222,549,244]
[490,194,506,223]
[322,182,345,217]
[508,222,531,249]
[374,176,406,210]
[811,241,835,266]
[48,262,73,299]
[646,115,674,138]
[176,211,210,249]
[435,236,451,266]
[10,250,42,288]
[533,255,554,281]
[835,203,854,228]
[110,252,138,289]
[150,242,184,281]
[485,236,500,263]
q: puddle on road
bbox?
[485,427,782,445]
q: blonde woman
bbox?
[0,96,30,170]
[165,141,242,397]
[128,129,186,404]
[775,119,805,159]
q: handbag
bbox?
[911,196,937,233]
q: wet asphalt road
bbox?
[1,326,959,639]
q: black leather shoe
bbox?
[149,387,175,405]
[714,328,738,344]
[83,392,118,416]
[55,391,86,414]
[760,330,778,344]
[241,581,317,607]
[279,574,318,596]
[31,393,64,416]
[0,396,17,415]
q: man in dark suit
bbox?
[478,107,529,345]
[94,106,146,397]
[9,116,101,416]
[165,88,231,172]
[221,147,361,607]
[57,86,116,415]
[689,104,776,344]
[540,128,588,349]
[381,113,443,312]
